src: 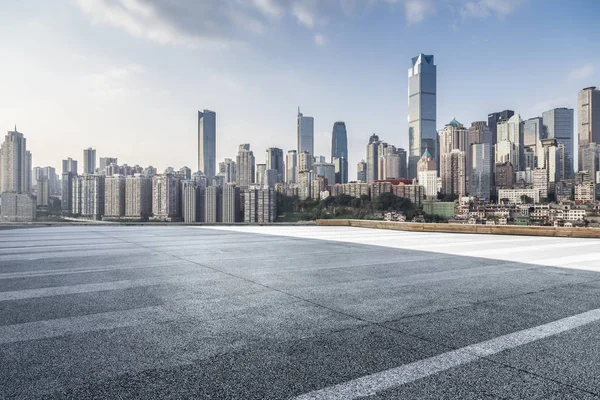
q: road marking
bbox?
[294,307,600,399]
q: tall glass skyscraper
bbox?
[542,108,574,179]
[408,53,436,178]
[578,87,600,172]
[297,108,314,157]
[83,148,96,174]
[331,122,348,183]
[198,110,216,180]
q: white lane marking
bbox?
[294,307,600,399]
[202,226,600,273]
[0,306,175,345]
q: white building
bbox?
[72,174,105,219]
[498,188,540,204]
[104,175,126,218]
[0,128,31,193]
[125,174,152,220]
[0,192,36,222]
[152,173,180,221]
[181,180,204,223]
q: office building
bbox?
[542,108,574,179]
[152,173,180,221]
[72,174,105,219]
[408,53,437,178]
[357,160,367,182]
[379,145,406,180]
[312,162,335,185]
[204,185,222,223]
[298,150,313,174]
[0,192,36,222]
[62,158,78,174]
[333,157,348,184]
[286,150,297,184]
[125,174,152,220]
[488,110,514,146]
[297,108,314,157]
[417,148,438,198]
[471,143,492,201]
[581,143,600,177]
[222,183,241,223]
[256,164,266,187]
[366,134,380,183]
[578,87,600,171]
[331,121,348,182]
[0,128,31,193]
[198,110,217,180]
[218,158,236,183]
[178,166,192,181]
[83,148,96,174]
[265,148,285,183]
[104,175,126,218]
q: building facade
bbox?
[236,144,255,189]
[578,87,600,171]
[151,173,180,221]
[198,109,217,180]
[104,175,126,218]
[83,148,96,174]
[125,174,152,220]
[543,107,574,179]
[297,108,314,157]
[408,53,437,178]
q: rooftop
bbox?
[2,225,600,398]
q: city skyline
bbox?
[3,1,600,179]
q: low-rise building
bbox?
[498,188,540,204]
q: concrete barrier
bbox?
[315,219,600,239]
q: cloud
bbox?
[403,0,436,24]
[314,33,326,47]
[568,64,595,81]
[252,0,284,19]
[83,64,145,99]
[460,0,524,19]
[292,0,317,28]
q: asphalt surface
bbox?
[1,225,600,399]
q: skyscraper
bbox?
[297,108,314,157]
[152,173,180,221]
[543,108,574,179]
[441,149,466,197]
[181,180,203,223]
[198,110,217,180]
[496,114,524,171]
[333,157,348,184]
[236,144,255,189]
[0,128,31,193]
[83,148,96,174]
[222,183,241,223]
[72,174,105,219]
[366,134,380,183]
[331,121,348,182]
[104,175,126,218]
[218,159,236,183]
[62,158,78,174]
[471,143,492,201]
[125,174,152,221]
[357,160,367,182]
[408,53,436,178]
[417,149,438,198]
[488,110,514,146]
[439,119,469,193]
[99,157,118,174]
[578,87,600,172]
[286,150,297,184]
[265,147,285,182]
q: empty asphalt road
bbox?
[2,225,600,399]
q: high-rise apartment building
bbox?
[125,174,152,220]
[61,172,76,213]
[36,176,49,206]
[236,144,255,189]
[244,186,275,223]
[542,108,574,180]
[471,143,492,201]
[578,87,600,171]
[218,159,236,183]
[222,183,241,223]
[379,145,406,180]
[581,143,600,177]
[408,53,437,178]
[152,173,180,221]
[298,150,313,173]
[181,180,204,223]
[265,148,285,183]
[366,134,380,183]
[357,160,367,182]
[62,158,78,174]
[286,150,297,184]
[297,108,314,157]
[256,164,266,187]
[104,175,126,218]
[198,110,217,180]
[440,149,466,197]
[99,157,118,174]
[0,128,31,193]
[72,174,105,219]
[83,148,96,174]
[204,185,222,223]
[417,149,438,198]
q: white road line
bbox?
[294,307,600,399]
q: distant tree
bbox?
[350,198,362,208]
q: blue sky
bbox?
[1,0,599,177]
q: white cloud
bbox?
[461,0,524,19]
[314,33,326,46]
[403,0,436,24]
[252,0,284,19]
[83,64,145,100]
[568,64,595,81]
[292,0,317,28]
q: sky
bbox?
[1,0,599,178]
